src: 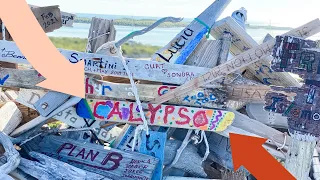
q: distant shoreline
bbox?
[74,17,293,30]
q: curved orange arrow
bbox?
[230,133,295,180]
[0,0,84,97]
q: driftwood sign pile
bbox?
[0,1,320,180]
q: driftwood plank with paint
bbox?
[151,19,320,104]
[0,68,44,89]
[0,102,22,135]
[38,135,158,180]
[211,17,314,87]
[15,89,118,142]
[18,151,108,180]
[30,5,62,33]
[86,77,227,109]
[76,98,235,132]
[0,40,227,87]
[29,4,75,27]
[152,0,231,64]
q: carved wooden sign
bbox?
[76,98,235,132]
[152,0,231,64]
[31,5,62,33]
[226,85,270,102]
[38,135,159,180]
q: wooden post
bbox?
[285,133,316,179]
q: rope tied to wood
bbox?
[194,18,211,39]
[104,42,149,151]
[270,132,288,155]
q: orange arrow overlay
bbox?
[230,133,295,180]
[0,0,84,97]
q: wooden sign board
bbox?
[86,77,227,109]
[0,68,44,89]
[38,135,159,179]
[29,4,75,27]
[264,85,320,136]
[226,85,270,102]
[272,36,319,83]
[151,19,320,104]
[76,98,235,132]
[31,5,62,33]
[152,0,231,64]
[16,89,118,143]
[0,40,225,87]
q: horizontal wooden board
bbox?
[31,5,62,33]
[38,135,158,180]
[0,40,227,87]
[0,68,44,89]
[16,89,118,143]
[76,98,235,132]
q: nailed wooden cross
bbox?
[76,98,235,132]
[151,19,320,104]
[38,135,159,180]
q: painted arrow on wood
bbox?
[0,0,84,97]
[151,19,320,104]
[76,98,235,132]
[230,133,295,180]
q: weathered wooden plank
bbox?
[30,5,62,33]
[15,89,118,142]
[76,98,235,132]
[152,19,320,104]
[18,151,108,180]
[152,0,231,64]
[226,84,270,102]
[33,91,70,117]
[86,77,227,108]
[0,68,44,89]
[246,103,288,128]
[211,17,309,87]
[0,40,226,87]
[0,102,22,135]
[139,131,166,180]
[29,4,75,27]
[38,135,158,180]
[0,132,20,175]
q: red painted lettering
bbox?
[75,148,86,159]
[101,152,123,170]
[164,106,175,124]
[107,102,122,119]
[193,111,208,127]
[57,143,73,154]
[129,103,142,122]
[85,150,100,162]
[176,107,191,125]
[93,101,107,119]
[85,78,93,94]
[148,104,162,124]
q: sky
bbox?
[26,0,320,27]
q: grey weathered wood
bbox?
[0,132,20,174]
[18,151,109,180]
[0,68,44,89]
[152,0,231,64]
[11,96,81,137]
[33,91,70,117]
[15,89,116,142]
[313,149,320,180]
[29,4,75,27]
[285,133,316,180]
[164,139,207,177]
[30,5,62,33]
[221,170,246,180]
[38,135,159,179]
[86,18,116,53]
[0,102,22,135]
[217,32,232,65]
[152,19,320,104]
[246,103,288,129]
[0,174,14,180]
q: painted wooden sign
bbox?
[151,19,320,104]
[226,85,271,102]
[16,89,118,143]
[30,5,62,33]
[264,85,320,136]
[271,36,319,82]
[38,135,159,180]
[0,41,224,87]
[86,77,227,109]
[76,98,235,132]
[152,0,231,64]
[211,17,320,87]
[0,68,44,89]
[140,131,166,180]
[29,4,75,27]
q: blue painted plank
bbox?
[140,131,166,180]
